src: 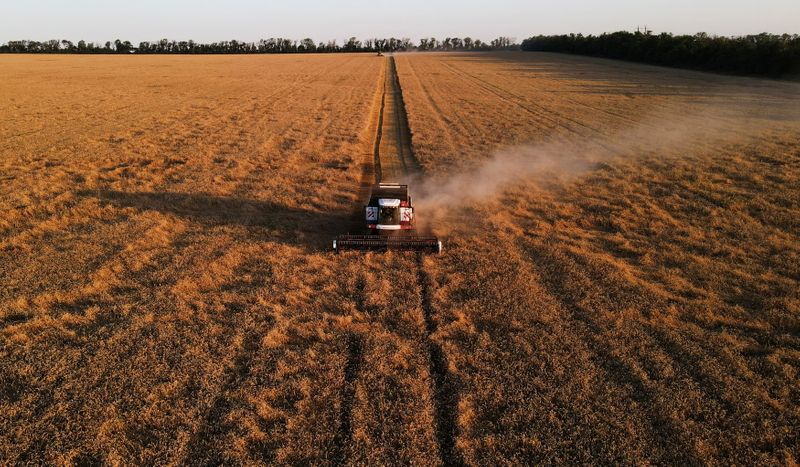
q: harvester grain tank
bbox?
[334,183,442,253]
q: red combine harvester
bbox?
[334,183,442,253]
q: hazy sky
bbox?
[3,0,798,44]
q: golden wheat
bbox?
[1,51,798,464]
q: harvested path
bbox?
[337,56,461,466]
[375,57,419,183]
[379,56,461,465]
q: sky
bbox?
[2,0,798,44]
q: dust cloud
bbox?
[411,101,795,221]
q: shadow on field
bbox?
[79,190,361,251]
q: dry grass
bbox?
[1,51,799,464]
[396,51,800,464]
[0,54,397,464]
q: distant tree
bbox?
[24,32,774,59]
[298,38,315,52]
[491,37,512,49]
[343,37,360,51]
[520,31,800,77]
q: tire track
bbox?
[168,245,282,464]
[417,58,494,141]
[377,57,419,182]
[372,65,387,184]
[387,57,416,176]
[331,332,363,466]
[337,55,460,464]
[416,254,463,466]
[558,94,661,130]
[379,55,461,465]
[348,58,385,229]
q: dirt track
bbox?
[375,57,419,183]
[332,55,457,465]
[367,55,458,463]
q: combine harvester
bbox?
[334,183,442,253]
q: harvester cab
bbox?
[365,183,413,232]
[334,183,442,253]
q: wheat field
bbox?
[396,51,800,464]
[1,52,799,464]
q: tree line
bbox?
[0,37,519,54]
[521,31,800,77]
